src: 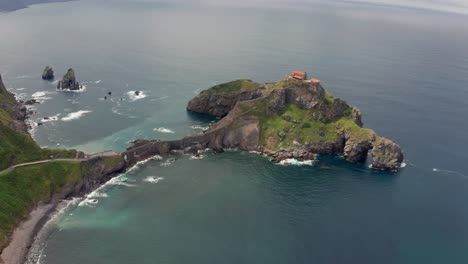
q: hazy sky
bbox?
[345,0,468,14]
[198,0,468,15]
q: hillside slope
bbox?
[0,74,77,170]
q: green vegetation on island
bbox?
[187,75,403,170]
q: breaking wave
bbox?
[127,91,147,101]
[95,80,102,84]
[143,176,164,183]
[278,158,315,166]
[127,155,163,173]
[61,110,92,121]
[58,84,87,93]
[32,91,54,102]
[78,175,135,207]
[153,127,174,133]
[190,125,209,131]
[189,154,204,160]
[40,114,61,123]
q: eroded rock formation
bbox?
[41,66,54,80]
[57,68,81,90]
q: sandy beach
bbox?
[1,203,55,264]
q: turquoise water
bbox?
[1,0,468,263]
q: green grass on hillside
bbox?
[0,79,77,170]
[0,124,78,170]
[201,79,260,95]
[237,102,374,150]
[0,161,82,249]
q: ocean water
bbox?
[1,0,468,263]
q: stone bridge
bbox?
[121,127,228,167]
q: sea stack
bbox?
[41,66,54,80]
[57,68,81,90]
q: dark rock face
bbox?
[57,68,81,90]
[187,89,262,117]
[41,66,54,80]
[24,99,39,105]
[343,131,375,163]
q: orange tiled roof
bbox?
[291,71,307,80]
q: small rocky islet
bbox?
[57,68,82,90]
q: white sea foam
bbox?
[32,91,54,102]
[16,87,25,91]
[127,91,147,101]
[278,158,315,166]
[153,127,174,133]
[400,162,407,168]
[78,175,135,207]
[95,80,102,84]
[144,176,164,183]
[40,114,61,123]
[190,125,209,131]
[127,155,163,173]
[15,93,27,100]
[51,80,59,85]
[61,110,92,121]
[58,84,87,93]
[189,154,204,160]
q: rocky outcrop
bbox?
[371,137,404,170]
[57,68,81,90]
[187,80,263,117]
[0,74,29,133]
[351,107,363,127]
[41,66,54,80]
[342,130,376,163]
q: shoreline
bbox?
[0,203,56,264]
[0,166,127,264]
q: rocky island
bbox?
[124,75,403,171]
[41,66,54,80]
[57,68,82,90]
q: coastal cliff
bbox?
[0,74,79,170]
[124,78,403,170]
[0,74,126,263]
[186,78,403,170]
